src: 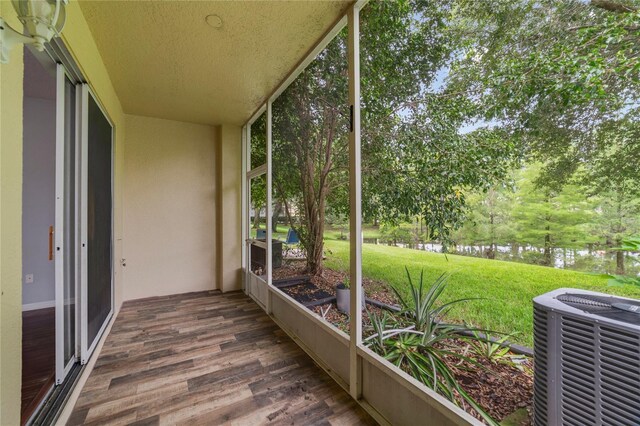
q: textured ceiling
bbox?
[79,1,350,126]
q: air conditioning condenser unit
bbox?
[533,288,640,426]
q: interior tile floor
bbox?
[68,290,375,425]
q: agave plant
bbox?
[466,331,530,372]
[364,268,499,425]
[467,331,512,362]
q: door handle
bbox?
[49,226,54,261]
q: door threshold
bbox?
[27,363,83,426]
[22,379,54,426]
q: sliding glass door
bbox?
[33,41,115,421]
[55,79,114,371]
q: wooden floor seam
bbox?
[68,290,375,426]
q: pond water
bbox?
[361,238,640,277]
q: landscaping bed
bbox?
[323,239,640,348]
[276,280,334,306]
[272,260,534,425]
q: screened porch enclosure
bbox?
[239,2,479,425]
[5,0,497,424]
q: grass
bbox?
[324,224,382,241]
[250,224,289,240]
[253,223,382,241]
[323,239,640,347]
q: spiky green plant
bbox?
[364,268,499,425]
[390,269,480,334]
[467,331,512,362]
[465,331,530,372]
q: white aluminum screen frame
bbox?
[239,2,478,424]
[239,0,367,396]
[79,86,115,365]
[241,0,362,392]
[347,5,364,398]
[245,108,271,310]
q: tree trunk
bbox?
[486,243,496,259]
[614,194,626,275]
[616,243,625,275]
[488,212,496,259]
[543,228,552,266]
[253,207,261,229]
[272,202,282,233]
[299,120,334,275]
[305,211,325,274]
[300,168,327,275]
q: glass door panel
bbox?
[55,65,77,384]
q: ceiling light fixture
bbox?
[205,14,223,29]
[0,0,68,64]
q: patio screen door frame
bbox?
[244,103,273,313]
[46,37,116,391]
[245,166,270,310]
[79,84,115,365]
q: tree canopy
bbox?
[265,0,640,275]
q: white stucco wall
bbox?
[122,114,217,300]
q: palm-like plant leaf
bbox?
[366,268,500,425]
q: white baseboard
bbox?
[22,300,55,311]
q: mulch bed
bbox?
[310,303,349,331]
[309,302,389,334]
[279,281,333,305]
[273,260,399,307]
[272,260,533,425]
[272,261,306,281]
[457,360,533,423]
[444,339,534,423]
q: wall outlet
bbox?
[25,274,34,284]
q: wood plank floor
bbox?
[22,307,56,425]
[68,291,376,425]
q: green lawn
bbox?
[325,224,382,240]
[323,239,640,347]
[254,224,382,242]
[250,224,289,240]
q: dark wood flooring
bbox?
[22,307,56,425]
[68,291,375,425]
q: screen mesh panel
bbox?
[87,94,112,346]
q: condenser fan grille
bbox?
[556,293,640,325]
[557,294,611,308]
